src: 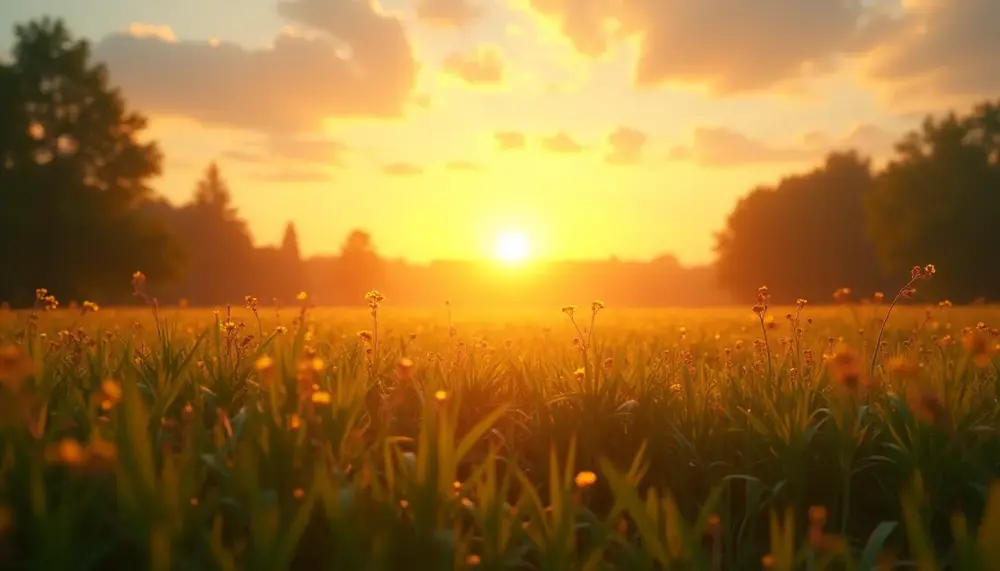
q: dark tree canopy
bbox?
[0,18,181,305]
[715,151,889,304]
[867,101,1000,303]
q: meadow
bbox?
[1,272,999,570]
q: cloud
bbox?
[604,126,647,165]
[523,0,889,94]
[383,162,424,176]
[494,131,526,151]
[858,0,1000,110]
[668,124,898,167]
[442,46,505,85]
[125,22,177,42]
[94,3,418,133]
[253,167,333,183]
[668,127,811,166]
[541,132,582,154]
[445,161,484,171]
[415,0,483,28]
[223,136,349,166]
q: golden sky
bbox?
[3,0,998,264]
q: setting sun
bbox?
[495,231,530,264]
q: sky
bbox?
[2,0,998,265]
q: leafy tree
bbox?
[0,17,181,305]
[868,100,1000,303]
[715,152,889,303]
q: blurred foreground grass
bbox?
[1,286,1000,570]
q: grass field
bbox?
[1,280,1000,570]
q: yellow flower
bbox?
[574,470,597,488]
[100,379,122,406]
[396,357,414,380]
[434,390,448,402]
[255,355,275,372]
[573,367,585,380]
[296,291,308,302]
[311,391,332,405]
[47,439,85,466]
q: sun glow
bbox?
[494,231,531,264]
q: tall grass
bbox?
[0,275,999,570]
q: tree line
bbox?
[2,17,999,307]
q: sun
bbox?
[494,231,531,264]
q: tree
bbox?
[153,163,256,305]
[867,100,1000,302]
[0,18,182,305]
[334,229,384,305]
[715,152,889,303]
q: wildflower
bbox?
[400,499,410,508]
[962,329,993,367]
[0,344,32,392]
[255,355,275,372]
[365,290,385,312]
[131,271,146,290]
[808,505,827,528]
[574,470,597,488]
[591,300,605,314]
[41,295,59,311]
[46,439,85,466]
[275,325,288,335]
[357,330,373,344]
[886,356,920,378]
[873,292,884,303]
[833,287,852,304]
[826,344,866,391]
[434,390,448,402]
[311,391,332,405]
[573,367,585,380]
[220,319,238,334]
[100,379,122,407]
[907,384,951,430]
[244,295,258,312]
[81,301,99,314]
[296,291,308,302]
[561,305,576,317]
[396,357,414,380]
[939,300,952,308]
[706,513,721,536]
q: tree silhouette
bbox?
[0,17,181,305]
[868,100,1000,302]
[334,230,385,304]
[715,151,889,303]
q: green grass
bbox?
[1,294,999,570]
